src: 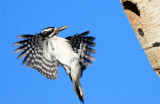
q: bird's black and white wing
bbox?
[13,34,59,79]
[66,31,96,76]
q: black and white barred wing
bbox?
[66,31,96,73]
[13,34,59,79]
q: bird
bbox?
[13,26,96,103]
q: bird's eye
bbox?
[50,29,53,32]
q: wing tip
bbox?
[86,31,90,34]
[17,35,24,39]
[17,34,33,39]
[92,50,97,54]
[14,49,22,53]
[13,42,18,46]
[92,43,96,47]
[90,56,96,61]
[82,31,90,36]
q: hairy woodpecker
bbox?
[13,26,96,103]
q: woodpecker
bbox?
[13,26,96,103]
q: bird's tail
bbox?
[73,80,84,103]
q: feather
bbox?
[17,34,33,39]
[66,31,96,75]
[82,36,95,41]
[17,48,31,59]
[83,58,93,65]
[80,31,90,36]
[86,46,97,54]
[84,52,96,61]
[22,53,31,65]
[84,41,96,47]
[14,44,29,53]
[13,40,28,46]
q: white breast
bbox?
[43,36,81,81]
[48,37,79,66]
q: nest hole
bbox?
[123,1,140,16]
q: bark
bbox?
[120,0,160,76]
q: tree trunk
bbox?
[120,0,160,76]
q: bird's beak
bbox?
[58,26,68,32]
[50,26,67,37]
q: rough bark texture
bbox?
[120,0,160,76]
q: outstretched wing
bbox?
[66,31,96,75]
[13,34,59,79]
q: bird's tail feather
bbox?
[73,81,84,103]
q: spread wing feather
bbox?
[66,31,96,75]
[13,34,59,79]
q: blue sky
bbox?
[0,0,160,104]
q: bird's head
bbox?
[40,26,67,38]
